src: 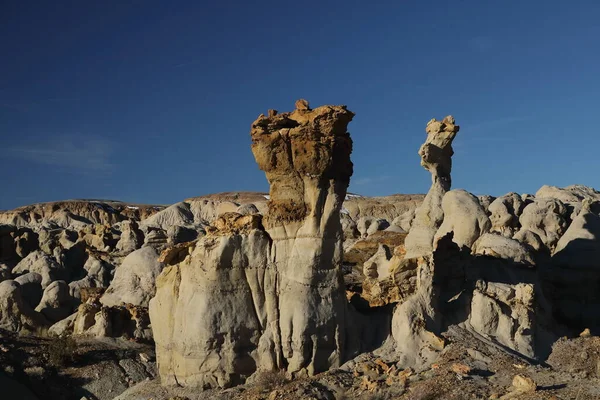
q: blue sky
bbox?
[1,1,600,210]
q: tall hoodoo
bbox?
[250,99,354,373]
[403,116,459,258]
[149,100,354,388]
[389,116,461,369]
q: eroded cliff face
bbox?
[150,213,274,388]
[150,100,354,388]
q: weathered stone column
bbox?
[403,116,459,258]
[390,116,460,369]
[250,99,354,374]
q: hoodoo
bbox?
[149,100,355,388]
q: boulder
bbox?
[236,203,260,216]
[360,243,417,307]
[468,281,535,358]
[73,301,101,334]
[142,228,169,252]
[363,244,393,280]
[14,228,38,258]
[56,240,88,275]
[68,256,113,300]
[37,228,59,254]
[48,312,77,336]
[472,233,536,266]
[434,189,491,249]
[552,199,600,263]
[100,247,164,308]
[342,230,407,283]
[477,195,495,214]
[488,192,525,237]
[35,280,73,322]
[115,220,144,254]
[73,297,151,341]
[513,229,546,253]
[79,224,119,252]
[517,198,569,251]
[58,229,78,249]
[357,217,390,238]
[12,250,66,288]
[392,208,415,233]
[0,280,48,332]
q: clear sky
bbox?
[2,1,600,210]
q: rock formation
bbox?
[34,280,73,323]
[536,184,600,205]
[150,100,354,388]
[387,116,560,369]
[468,280,536,357]
[343,194,424,223]
[434,189,491,249]
[68,255,113,300]
[403,116,459,258]
[13,251,67,288]
[100,247,164,308]
[3,102,600,400]
[72,290,152,341]
[0,200,164,229]
[547,199,600,329]
[517,198,569,251]
[391,233,457,368]
[472,233,537,266]
[488,192,526,237]
[115,220,144,254]
[384,117,460,368]
[0,280,49,332]
[249,99,354,374]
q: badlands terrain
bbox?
[1,100,600,400]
